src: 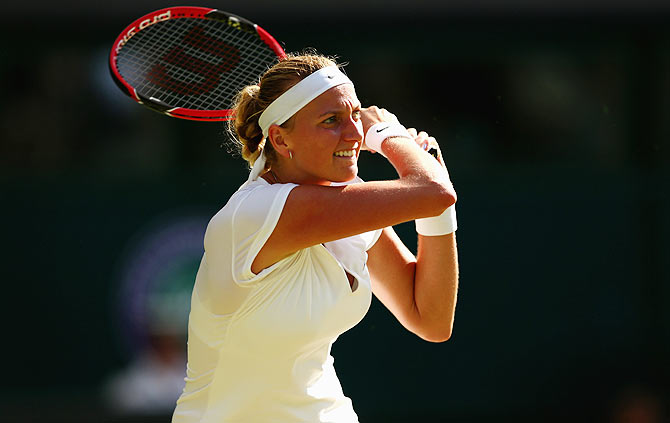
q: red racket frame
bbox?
[109,6,286,121]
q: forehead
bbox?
[302,84,360,114]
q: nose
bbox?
[342,115,363,143]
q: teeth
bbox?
[334,143,359,157]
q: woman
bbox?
[172,54,458,423]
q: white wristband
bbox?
[415,205,457,236]
[364,122,412,157]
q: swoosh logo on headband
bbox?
[376,126,390,133]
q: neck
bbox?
[268,158,338,186]
[269,169,281,184]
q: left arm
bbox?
[367,227,459,343]
[365,125,459,343]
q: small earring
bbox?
[288,150,293,159]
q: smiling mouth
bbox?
[334,142,359,158]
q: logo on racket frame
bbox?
[115,10,172,54]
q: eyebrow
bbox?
[317,104,362,118]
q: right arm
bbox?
[251,109,455,274]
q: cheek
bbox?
[290,126,340,159]
[309,129,339,150]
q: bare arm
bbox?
[367,126,459,342]
[252,107,455,273]
[367,228,459,342]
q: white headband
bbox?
[258,66,353,138]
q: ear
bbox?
[267,124,292,159]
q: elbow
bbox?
[429,180,457,215]
[420,331,452,344]
[406,306,457,343]
[416,325,453,344]
[442,187,457,211]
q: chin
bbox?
[330,167,358,183]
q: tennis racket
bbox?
[109,6,286,121]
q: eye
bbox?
[352,110,361,121]
[322,115,337,124]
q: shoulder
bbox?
[206,180,298,242]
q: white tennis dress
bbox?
[172,177,382,423]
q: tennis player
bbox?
[172,54,459,423]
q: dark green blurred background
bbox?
[1,1,669,422]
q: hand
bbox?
[407,128,445,167]
[360,106,400,152]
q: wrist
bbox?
[415,205,457,236]
[364,122,412,157]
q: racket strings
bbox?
[145,27,240,97]
[116,17,280,111]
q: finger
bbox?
[413,130,428,140]
[423,137,444,163]
[407,127,418,137]
[425,137,439,156]
[380,109,398,123]
[414,132,429,148]
[387,113,398,123]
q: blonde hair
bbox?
[227,53,339,170]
